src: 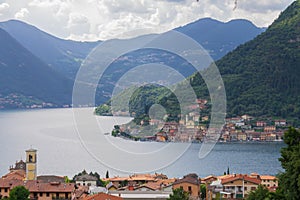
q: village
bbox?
[114,99,288,143]
[0,148,278,200]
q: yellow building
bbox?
[26,148,37,181]
[260,175,278,188]
[172,174,200,199]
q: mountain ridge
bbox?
[0,20,100,79]
[0,17,265,108]
[0,27,73,108]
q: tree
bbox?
[64,176,70,183]
[246,185,270,200]
[9,186,30,200]
[168,188,189,200]
[200,184,206,200]
[106,170,109,179]
[277,127,300,200]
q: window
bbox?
[4,188,7,193]
[39,193,43,197]
[46,193,50,197]
[188,186,192,193]
[244,187,247,191]
[251,187,256,191]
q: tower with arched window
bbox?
[25,148,37,180]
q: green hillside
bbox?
[214,0,300,118]
[96,0,300,124]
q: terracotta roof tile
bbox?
[173,175,200,186]
[221,174,261,185]
[25,180,75,193]
[84,192,123,200]
[260,175,277,180]
[2,170,26,180]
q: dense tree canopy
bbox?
[277,127,300,200]
[168,188,189,200]
[9,186,30,200]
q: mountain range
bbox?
[96,0,300,122]
[0,17,265,108]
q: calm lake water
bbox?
[0,108,284,179]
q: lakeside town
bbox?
[112,99,289,143]
[0,148,278,200]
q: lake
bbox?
[0,108,284,179]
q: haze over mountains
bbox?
[0,17,265,108]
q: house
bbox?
[241,115,253,121]
[0,179,23,198]
[207,179,223,200]
[237,132,247,141]
[260,175,278,188]
[25,181,75,200]
[264,126,276,132]
[104,174,165,189]
[83,192,123,200]
[265,133,277,141]
[0,178,75,200]
[226,117,243,125]
[220,174,261,199]
[172,173,200,199]
[235,122,245,127]
[256,121,266,127]
[201,175,217,200]
[75,174,98,187]
[274,119,286,127]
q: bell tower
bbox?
[25,148,37,180]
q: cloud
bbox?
[0,0,295,41]
[68,13,88,25]
[0,3,10,16]
[67,13,90,36]
[15,8,29,19]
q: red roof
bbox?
[221,174,261,185]
[84,192,123,200]
[25,181,74,192]
[2,170,26,180]
[0,179,74,193]
[0,179,23,188]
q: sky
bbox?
[0,0,295,41]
